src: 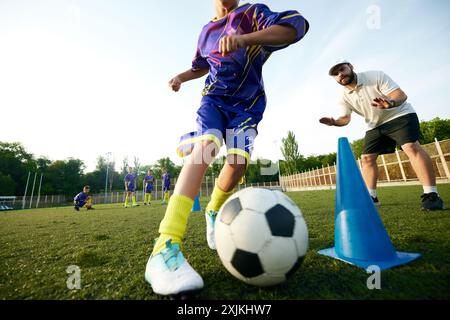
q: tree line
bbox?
[0,145,278,197]
[1,117,448,196]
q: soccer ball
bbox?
[215,188,308,287]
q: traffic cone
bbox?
[191,195,201,212]
[318,137,420,270]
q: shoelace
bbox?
[421,193,437,202]
[161,240,181,272]
[208,211,218,226]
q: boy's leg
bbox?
[86,198,93,210]
[153,140,217,254]
[146,140,218,296]
[124,193,130,207]
[205,154,246,249]
[132,192,138,206]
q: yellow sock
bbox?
[164,192,170,201]
[149,193,152,202]
[132,196,137,205]
[144,194,149,203]
[206,184,234,212]
[125,195,129,206]
[152,194,194,255]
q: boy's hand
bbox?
[219,35,246,56]
[168,76,183,92]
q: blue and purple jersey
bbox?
[162,173,170,191]
[192,3,309,112]
[74,192,89,205]
[124,173,137,191]
[145,175,154,193]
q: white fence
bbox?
[280,138,450,191]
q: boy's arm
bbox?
[220,4,308,56]
[219,25,297,56]
[169,68,209,92]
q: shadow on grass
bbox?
[74,249,110,267]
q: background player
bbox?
[74,186,94,211]
[144,169,155,205]
[161,168,171,205]
[124,166,139,207]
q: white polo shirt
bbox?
[339,70,416,130]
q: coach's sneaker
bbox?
[145,240,204,298]
[205,210,218,250]
[371,196,381,207]
[421,193,444,211]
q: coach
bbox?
[320,60,444,211]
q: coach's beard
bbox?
[340,72,356,86]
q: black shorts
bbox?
[362,113,420,155]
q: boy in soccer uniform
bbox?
[145,0,309,297]
[161,169,171,205]
[74,186,93,211]
[124,167,139,207]
[144,170,155,205]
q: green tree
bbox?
[0,173,16,195]
[351,138,364,159]
[0,142,36,195]
[420,117,450,144]
[280,131,303,175]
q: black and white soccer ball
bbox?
[215,187,308,287]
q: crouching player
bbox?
[74,186,94,211]
[144,0,309,297]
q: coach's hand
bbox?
[219,35,246,56]
[319,117,335,126]
[168,76,182,92]
[371,97,393,109]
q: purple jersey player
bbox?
[146,0,309,298]
[124,167,139,207]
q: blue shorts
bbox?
[76,201,86,208]
[163,186,170,192]
[127,184,136,193]
[176,95,266,164]
[146,185,154,193]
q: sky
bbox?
[1,0,450,172]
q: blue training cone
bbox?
[318,137,420,270]
[191,195,201,212]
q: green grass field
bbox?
[1,185,449,300]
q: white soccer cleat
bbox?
[145,240,204,297]
[205,210,218,250]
